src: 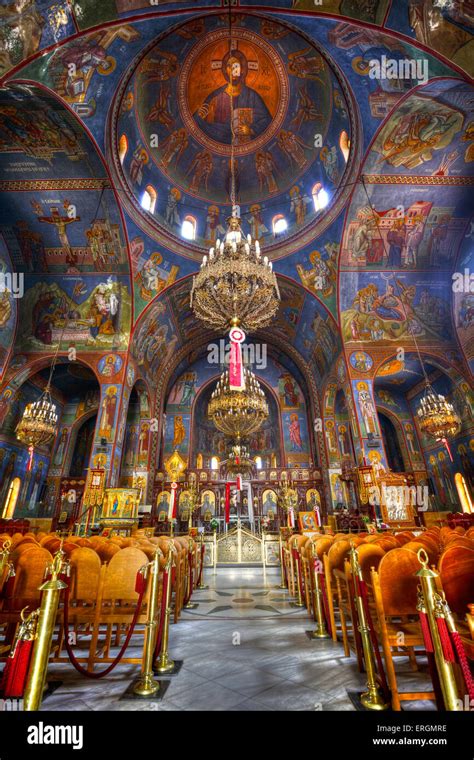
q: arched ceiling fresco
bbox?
[0,2,472,397]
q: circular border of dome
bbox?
[107,11,362,260]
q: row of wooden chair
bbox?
[0,531,203,673]
[283,526,474,710]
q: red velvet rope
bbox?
[0,640,34,698]
[450,629,474,702]
[62,572,147,679]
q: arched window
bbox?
[312,183,329,212]
[182,216,197,241]
[210,456,219,471]
[455,472,473,513]
[272,215,287,236]
[339,130,350,163]
[118,134,128,165]
[3,477,21,519]
[140,185,157,214]
[254,456,263,470]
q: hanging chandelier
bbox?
[208,367,268,439]
[15,385,58,448]
[416,383,461,443]
[222,441,255,480]
[190,214,280,333]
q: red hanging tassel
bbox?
[436,617,455,663]
[0,610,38,699]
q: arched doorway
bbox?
[69,415,97,478]
[378,411,406,473]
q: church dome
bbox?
[110,12,357,258]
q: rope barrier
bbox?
[62,569,147,679]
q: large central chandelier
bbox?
[190,214,280,332]
[16,386,58,448]
[208,367,268,439]
[416,383,461,443]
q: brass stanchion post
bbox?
[416,549,462,711]
[278,531,286,589]
[184,537,195,609]
[132,548,163,696]
[293,537,305,607]
[349,545,389,711]
[197,533,207,589]
[308,543,329,639]
[24,549,67,712]
[154,546,176,675]
[0,539,11,576]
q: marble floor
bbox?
[40,567,436,712]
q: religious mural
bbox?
[17,276,131,351]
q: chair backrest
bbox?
[403,540,438,567]
[439,546,474,617]
[102,547,149,600]
[312,537,334,559]
[12,547,53,608]
[96,542,121,564]
[327,540,351,573]
[372,536,398,552]
[69,547,102,600]
[444,536,474,551]
[356,543,385,584]
[10,541,40,567]
[377,547,421,616]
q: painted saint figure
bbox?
[288,413,303,451]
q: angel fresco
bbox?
[158,129,188,170]
[146,85,174,129]
[255,151,278,194]
[376,101,464,170]
[277,130,311,169]
[287,48,325,80]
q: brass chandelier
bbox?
[208,367,268,439]
[416,383,461,443]
[222,441,255,480]
[190,215,280,332]
[16,385,58,448]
